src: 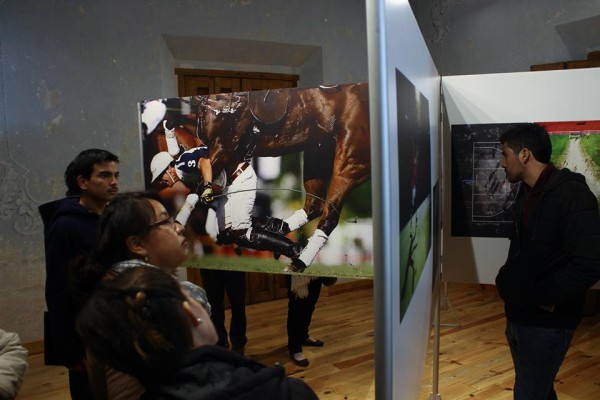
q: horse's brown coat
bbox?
[193,82,371,236]
[147,83,370,245]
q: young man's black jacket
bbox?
[39,196,100,366]
[142,345,318,400]
[496,167,600,329]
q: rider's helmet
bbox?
[150,151,174,183]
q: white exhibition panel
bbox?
[442,67,600,284]
[367,0,440,399]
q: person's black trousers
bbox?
[287,277,322,354]
[200,269,248,349]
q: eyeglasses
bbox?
[148,216,175,230]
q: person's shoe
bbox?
[289,352,309,367]
[302,337,324,347]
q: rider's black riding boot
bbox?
[241,228,302,259]
[252,216,291,235]
[216,230,235,245]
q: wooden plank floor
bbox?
[17,283,600,399]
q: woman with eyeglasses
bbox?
[72,191,210,307]
[77,266,318,400]
[71,191,211,399]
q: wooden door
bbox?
[177,68,297,305]
[241,78,295,91]
[181,75,214,95]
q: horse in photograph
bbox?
[190,83,371,272]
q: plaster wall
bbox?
[0,0,368,342]
[5,0,596,343]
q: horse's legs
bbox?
[281,143,333,272]
[279,139,333,235]
[286,85,371,272]
[289,136,370,272]
[288,172,361,272]
[316,107,371,236]
[289,177,328,226]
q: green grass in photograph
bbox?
[399,199,432,320]
[184,253,373,279]
[549,135,569,167]
[579,134,600,207]
[580,134,600,174]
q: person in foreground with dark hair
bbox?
[495,123,600,400]
[71,191,211,399]
[39,148,119,399]
[72,191,210,311]
[77,267,319,400]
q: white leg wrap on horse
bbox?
[285,209,309,232]
[291,275,317,299]
[298,229,328,268]
[175,193,199,225]
[163,120,180,157]
[166,135,180,157]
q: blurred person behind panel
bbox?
[286,274,336,368]
[197,192,280,357]
[77,266,318,400]
[39,148,119,399]
[495,123,600,400]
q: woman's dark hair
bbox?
[76,267,193,383]
[70,191,165,305]
[499,123,552,164]
[97,191,164,266]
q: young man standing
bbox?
[495,124,600,400]
[39,149,119,399]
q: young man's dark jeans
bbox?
[505,321,575,400]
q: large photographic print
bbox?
[451,120,600,238]
[540,120,600,204]
[451,123,521,238]
[396,69,432,320]
[138,84,373,278]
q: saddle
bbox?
[248,89,289,125]
[318,84,341,92]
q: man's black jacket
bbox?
[496,167,600,329]
[39,196,100,366]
